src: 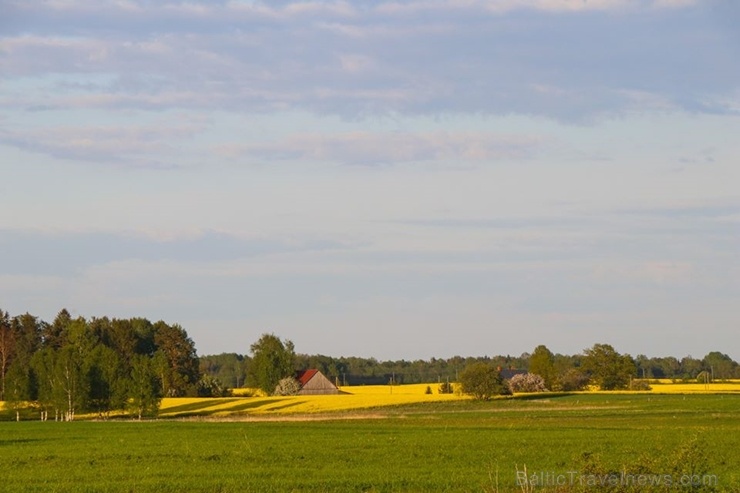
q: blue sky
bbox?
[1,0,738,360]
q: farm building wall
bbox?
[298,370,339,395]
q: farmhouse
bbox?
[296,369,340,395]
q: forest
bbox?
[0,308,199,420]
[2,308,738,420]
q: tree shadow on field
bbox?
[160,399,240,415]
[226,399,283,412]
[261,401,304,412]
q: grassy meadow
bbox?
[1,392,739,492]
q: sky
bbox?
[1,0,738,361]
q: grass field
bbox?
[1,393,738,492]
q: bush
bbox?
[509,373,547,393]
[274,377,301,396]
[570,436,715,493]
[557,368,590,391]
[425,385,433,394]
[197,375,231,397]
[438,381,454,394]
[629,379,652,391]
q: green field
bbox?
[1,394,738,492]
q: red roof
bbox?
[296,369,318,386]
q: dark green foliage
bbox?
[204,348,740,388]
[154,322,200,397]
[438,380,454,394]
[87,345,128,417]
[459,362,509,400]
[199,353,248,389]
[4,362,35,421]
[44,309,70,350]
[128,354,161,420]
[30,348,58,419]
[289,353,530,386]
[247,333,296,395]
[528,344,556,389]
[571,435,717,493]
[0,308,13,401]
[196,374,230,397]
[582,343,636,390]
[4,313,43,419]
[557,368,591,391]
[680,356,705,380]
[702,351,738,380]
[54,344,88,421]
[0,307,200,420]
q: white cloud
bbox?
[2,0,729,120]
[0,119,204,166]
[214,131,545,165]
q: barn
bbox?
[295,369,339,395]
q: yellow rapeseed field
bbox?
[10,381,737,419]
[339,383,457,395]
[4,380,739,420]
[648,382,740,393]
[158,384,466,417]
[149,380,740,418]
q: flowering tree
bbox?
[508,373,547,393]
[274,376,301,396]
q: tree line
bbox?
[4,307,738,417]
[0,308,200,421]
[201,342,739,391]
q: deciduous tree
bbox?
[529,345,556,390]
[55,344,88,421]
[153,322,200,396]
[582,343,635,390]
[0,309,15,401]
[247,333,295,395]
[557,368,590,391]
[274,376,301,396]
[31,348,59,421]
[459,363,508,400]
[509,373,547,393]
[128,354,161,420]
[702,351,737,380]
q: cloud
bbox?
[1,0,735,120]
[0,119,204,167]
[0,229,345,277]
[214,131,545,165]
